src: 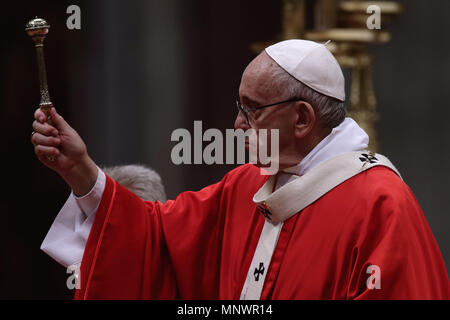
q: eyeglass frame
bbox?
[236,97,306,125]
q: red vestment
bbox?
[74,164,450,299]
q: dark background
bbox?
[0,0,448,299]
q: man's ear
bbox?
[293,101,316,139]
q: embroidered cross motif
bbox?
[359,151,378,167]
[257,203,272,220]
[254,262,265,281]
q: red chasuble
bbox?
[74,164,450,300]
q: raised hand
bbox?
[32,107,98,196]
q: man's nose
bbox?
[234,113,250,131]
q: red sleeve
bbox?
[75,169,231,300]
[347,171,450,299]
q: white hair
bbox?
[270,63,347,128]
[102,164,167,202]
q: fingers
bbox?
[34,107,70,133]
[34,145,60,158]
[32,120,58,137]
[31,132,61,147]
[49,108,70,132]
[32,107,64,166]
[34,108,47,123]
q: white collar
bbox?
[282,117,369,177]
[253,117,372,223]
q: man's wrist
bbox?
[61,155,98,197]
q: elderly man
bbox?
[33,39,450,299]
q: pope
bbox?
[32,39,450,299]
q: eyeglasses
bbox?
[236,97,305,125]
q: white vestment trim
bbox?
[240,151,401,300]
[253,151,401,224]
[239,220,283,300]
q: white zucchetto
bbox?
[265,39,345,101]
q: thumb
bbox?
[49,107,70,132]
